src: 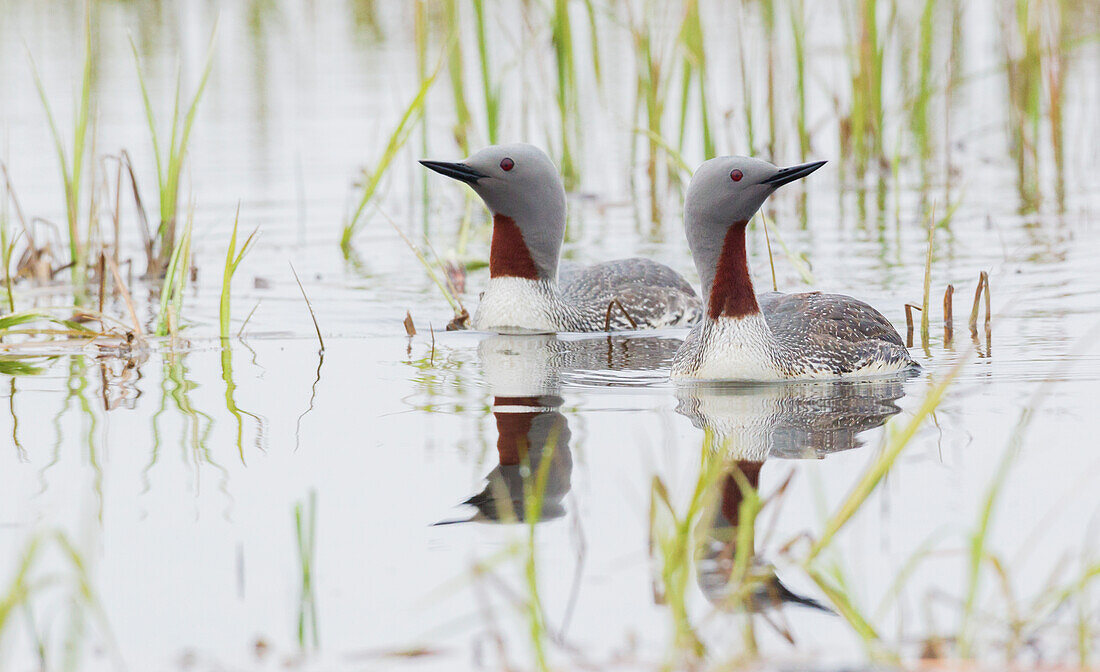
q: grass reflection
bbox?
[221,343,263,462]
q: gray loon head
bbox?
[684,156,826,309]
[421,144,567,282]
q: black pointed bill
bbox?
[761,160,827,188]
[419,160,488,184]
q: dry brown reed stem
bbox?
[403,311,416,337]
[944,284,955,345]
[97,252,106,331]
[904,304,921,348]
[103,253,141,335]
[117,151,152,268]
[969,271,990,336]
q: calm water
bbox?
[2,1,1100,670]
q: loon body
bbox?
[670,157,916,381]
[422,144,701,333]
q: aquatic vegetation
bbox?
[472,0,500,145]
[219,207,258,340]
[130,26,217,278]
[676,0,715,160]
[27,2,96,296]
[2,1,1099,669]
[295,490,319,650]
[648,431,727,659]
[551,0,580,191]
[153,206,194,337]
[340,62,440,253]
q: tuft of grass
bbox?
[131,24,217,277]
[219,205,258,340]
[340,57,442,253]
[153,204,194,338]
[27,1,96,295]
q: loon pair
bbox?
[421,144,916,381]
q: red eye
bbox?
[500,157,514,172]
[730,169,743,182]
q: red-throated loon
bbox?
[421,144,702,333]
[671,157,917,381]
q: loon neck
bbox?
[707,220,760,320]
[489,214,557,282]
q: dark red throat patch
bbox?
[489,214,540,280]
[708,220,760,320]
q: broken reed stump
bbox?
[604,298,639,332]
[445,308,469,331]
[403,311,416,337]
[904,304,922,348]
[943,284,954,345]
[968,271,990,337]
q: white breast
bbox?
[671,315,786,382]
[472,277,564,332]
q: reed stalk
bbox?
[920,205,935,350]
[677,0,715,159]
[791,0,809,160]
[552,0,580,190]
[445,0,473,154]
[472,0,500,144]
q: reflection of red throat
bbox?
[708,220,759,319]
[489,215,539,280]
[719,461,763,525]
[493,396,541,465]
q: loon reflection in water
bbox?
[677,378,909,613]
[438,333,681,524]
